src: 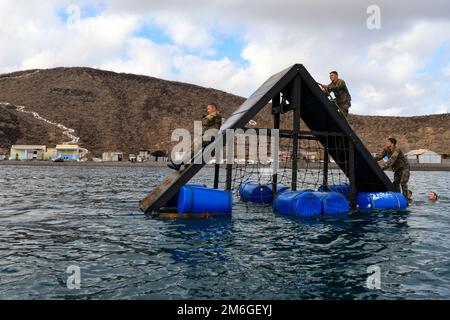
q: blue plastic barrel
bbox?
[178,186,233,214]
[164,184,207,207]
[268,183,290,196]
[273,191,322,217]
[356,192,407,211]
[318,184,350,199]
[315,192,350,214]
[239,181,288,204]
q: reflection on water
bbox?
[0,165,449,299]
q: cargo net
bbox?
[229,135,350,200]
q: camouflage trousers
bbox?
[331,99,350,117]
[338,104,350,117]
[393,167,410,199]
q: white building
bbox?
[10,145,46,161]
[102,152,124,162]
[138,150,150,161]
[406,149,442,164]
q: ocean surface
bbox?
[0,165,449,300]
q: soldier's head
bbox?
[329,71,339,82]
[207,103,218,115]
[385,137,397,148]
[428,191,439,201]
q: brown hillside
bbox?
[0,67,449,156]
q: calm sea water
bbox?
[0,165,449,300]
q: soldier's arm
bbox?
[374,149,387,162]
[202,114,215,127]
[382,150,399,170]
[322,81,335,92]
[323,83,332,93]
[329,80,346,92]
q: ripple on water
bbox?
[0,166,450,299]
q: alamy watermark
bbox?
[66,5,81,29]
[66,265,81,290]
[171,122,280,172]
[366,265,381,290]
[367,5,381,30]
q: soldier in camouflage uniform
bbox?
[322,71,352,117]
[374,137,411,202]
[168,103,222,171]
[201,104,222,140]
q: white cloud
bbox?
[100,37,177,78]
[435,105,448,114]
[152,13,214,51]
[20,13,140,70]
[443,65,450,78]
[0,1,140,71]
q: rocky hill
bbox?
[1,67,449,156]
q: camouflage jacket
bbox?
[374,146,410,172]
[202,111,222,132]
[326,79,352,107]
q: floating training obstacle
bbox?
[239,181,289,204]
[356,192,407,211]
[318,184,351,199]
[274,191,323,216]
[178,186,233,215]
[164,184,207,208]
[316,192,350,214]
[140,64,397,217]
[274,191,349,217]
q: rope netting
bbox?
[227,134,350,200]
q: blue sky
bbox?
[56,3,250,70]
[57,1,107,22]
[133,21,248,66]
[1,0,449,116]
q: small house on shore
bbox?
[406,149,442,164]
[10,145,46,161]
[442,154,450,165]
[56,144,81,161]
[102,152,124,162]
[45,147,57,160]
[129,154,137,162]
[150,150,168,162]
[139,150,150,161]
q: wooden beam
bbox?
[241,128,347,138]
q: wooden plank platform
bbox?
[139,171,181,213]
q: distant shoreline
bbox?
[409,164,450,172]
[0,160,168,168]
[1,160,450,172]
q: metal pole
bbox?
[348,137,356,208]
[272,93,281,194]
[225,130,234,191]
[291,76,302,191]
[323,141,329,190]
[226,164,233,191]
[214,164,220,189]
